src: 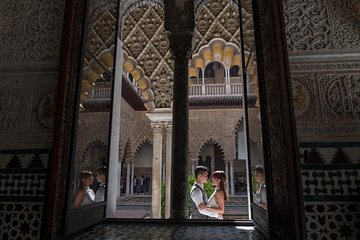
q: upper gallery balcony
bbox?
[85,62,258,109]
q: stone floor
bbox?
[115,195,249,219]
[67,222,265,240]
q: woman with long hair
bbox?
[199,170,227,219]
[74,170,95,206]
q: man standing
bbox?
[254,165,267,209]
[190,166,220,219]
[95,166,107,202]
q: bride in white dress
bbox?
[199,171,227,219]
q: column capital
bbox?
[224,158,236,164]
[164,122,173,132]
[164,0,194,33]
[151,123,164,134]
[168,32,193,62]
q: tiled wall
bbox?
[0,149,50,240]
[300,142,360,240]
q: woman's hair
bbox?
[78,170,93,188]
[212,170,227,201]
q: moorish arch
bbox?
[73,139,107,194]
[133,139,153,157]
[80,139,107,173]
[196,138,226,173]
[122,52,155,110]
[123,140,134,163]
[133,139,153,177]
[189,38,241,73]
[189,39,257,79]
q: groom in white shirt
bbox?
[190,166,219,219]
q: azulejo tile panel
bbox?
[305,202,360,240]
[0,203,43,240]
[0,149,49,240]
[301,153,360,240]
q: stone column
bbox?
[164,0,194,219]
[225,160,230,194]
[106,39,123,217]
[117,160,122,197]
[225,68,231,94]
[126,161,130,195]
[168,33,193,219]
[201,69,205,95]
[151,123,163,218]
[190,157,198,175]
[229,159,235,195]
[162,161,166,183]
[130,162,134,194]
[165,123,172,218]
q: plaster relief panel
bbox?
[328,0,360,50]
[0,91,26,131]
[0,1,27,62]
[22,0,64,63]
[0,0,64,64]
[0,74,57,148]
[291,74,319,123]
[318,73,360,122]
[35,91,57,129]
[283,0,334,52]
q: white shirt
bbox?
[95,184,105,202]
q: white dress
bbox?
[207,190,223,219]
[81,187,95,205]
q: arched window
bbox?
[204,63,215,78]
[198,156,204,166]
[205,156,211,174]
[230,65,240,77]
[204,61,225,83]
[190,76,197,85]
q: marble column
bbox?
[145,109,172,218]
[225,68,231,94]
[165,123,172,218]
[130,162,134,194]
[126,161,130,195]
[229,159,235,195]
[190,157,198,175]
[151,123,163,218]
[162,161,166,183]
[106,39,123,217]
[117,161,122,197]
[201,69,205,95]
[225,160,230,194]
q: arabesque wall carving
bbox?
[0,0,64,64]
[283,0,360,142]
[283,0,360,52]
[0,74,57,148]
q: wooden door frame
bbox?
[251,0,305,239]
